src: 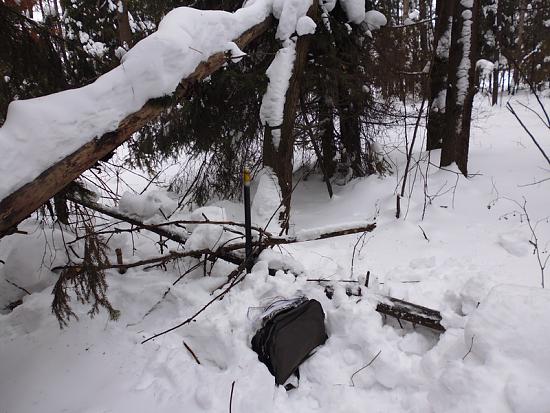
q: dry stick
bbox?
[396,99,426,219]
[418,225,429,242]
[229,381,236,413]
[462,335,475,361]
[507,103,550,167]
[183,340,201,365]
[505,53,550,128]
[350,350,382,386]
[516,101,550,130]
[5,279,31,295]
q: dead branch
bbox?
[141,262,248,344]
[462,335,475,360]
[507,103,550,167]
[229,381,236,413]
[183,340,201,365]
[350,350,382,386]
[68,194,243,265]
[5,278,31,295]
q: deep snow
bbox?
[1,94,549,413]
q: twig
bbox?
[397,99,426,219]
[229,381,236,413]
[418,225,429,242]
[307,278,359,283]
[350,350,382,386]
[5,279,31,295]
[183,340,201,365]
[141,264,248,344]
[462,335,475,360]
[507,103,550,166]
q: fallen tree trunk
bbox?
[0,16,273,238]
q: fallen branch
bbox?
[350,350,382,386]
[5,278,31,295]
[53,222,377,274]
[229,381,236,413]
[68,194,243,265]
[183,340,201,365]
[141,262,248,344]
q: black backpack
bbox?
[251,298,328,386]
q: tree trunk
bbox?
[403,0,410,24]
[513,0,526,91]
[319,92,336,179]
[337,80,364,177]
[116,0,133,48]
[491,0,502,105]
[263,2,319,234]
[440,0,481,175]
[426,0,455,150]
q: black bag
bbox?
[251,298,328,386]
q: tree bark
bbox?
[440,0,481,175]
[426,0,455,151]
[0,16,274,238]
[403,0,410,24]
[262,2,319,234]
[116,0,133,48]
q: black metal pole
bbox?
[243,168,253,273]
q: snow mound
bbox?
[364,10,387,31]
[296,15,317,35]
[118,189,178,220]
[465,285,550,412]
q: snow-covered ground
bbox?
[1,94,549,413]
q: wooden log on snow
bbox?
[0,16,273,238]
[375,296,445,332]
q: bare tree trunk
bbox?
[336,71,364,177]
[319,92,336,179]
[419,0,428,54]
[513,0,526,91]
[440,0,481,175]
[116,0,133,48]
[426,0,455,150]
[263,2,319,234]
[491,0,502,105]
[403,0,410,23]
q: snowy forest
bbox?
[0,0,549,411]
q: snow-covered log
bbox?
[0,11,274,237]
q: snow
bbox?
[364,10,387,31]
[119,189,178,220]
[339,0,365,24]
[296,15,317,35]
[456,3,474,108]
[259,40,297,149]
[272,0,313,40]
[1,94,549,412]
